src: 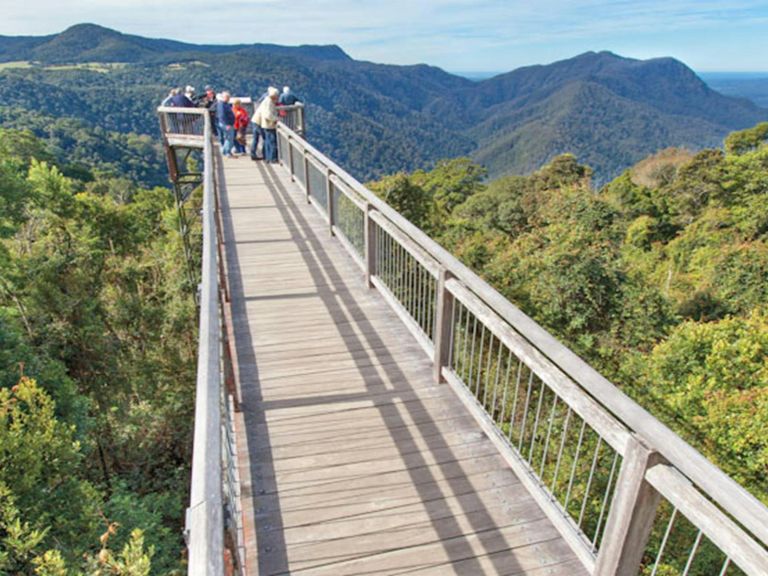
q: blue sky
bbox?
[1,0,767,73]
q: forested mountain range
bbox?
[0,23,765,184]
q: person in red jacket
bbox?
[232,99,250,155]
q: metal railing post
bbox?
[288,135,295,181]
[298,104,305,136]
[326,167,335,235]
[432,268,454,383]
[304,152,311,204]
[594,437,662,576]
[364,204,376,288]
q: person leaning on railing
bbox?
[161,87,179,107]
[256,86,280,163]
[278,86,301,105]
[249,114,264,161]
[164,87,196,133]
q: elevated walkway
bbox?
[158,107,768,576]
[222,157,585,575]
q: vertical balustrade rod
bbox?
[326,168,335,235]
[594,436,663,576]
[303,152,311,203]
[298,104,305,135]
[432,268,455,383]
[364,204,376,288]
[287,135,295,181]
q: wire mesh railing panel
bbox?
[291,144,306,188]
[277,131,288,163]
[161,110,206,137]
[307,159,327,213]
[373,220,438,343]
[222,393,241,542]
[278,105,304,134]
[331,182,365,260]
[446,295,623,557]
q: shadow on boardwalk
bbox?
[221,155,584,575]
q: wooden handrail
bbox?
[160,104,244,575]
[275,121,768,553]
[186,116,225,575]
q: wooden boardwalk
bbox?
[220,155,588,576]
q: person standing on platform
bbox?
[161,87,178,106]
[169,88,194,108]
[232,98,250,154]
[216,91,236,158]
[257,87,280,163]
[250,105,264,160]
[200,85,218,138]
[249,88,269,160]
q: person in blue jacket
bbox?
[278,86,301,105]
[169,89,195,108]
[164,87,196,133]
[216,91,236,158]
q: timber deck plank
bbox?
[222,155,588,575]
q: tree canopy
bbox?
[0,128,197,573]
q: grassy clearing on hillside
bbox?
[0,61,128,73]
[0,60,33,70]
[44,62,128,73]
[166,61,211,70]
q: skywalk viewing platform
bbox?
[158,106,768,576]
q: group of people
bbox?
[162,84,302,162]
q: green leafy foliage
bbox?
[0,129,196,573]
[0,378,101,568]
[633,310,768,490]
[724,121,768,154]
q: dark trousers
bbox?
[264,129,277,162]
[250,124,265,158]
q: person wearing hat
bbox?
[278,86,301,106]
[256,86,280,163]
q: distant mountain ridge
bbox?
[0,24,765,182]
[0,23,351,63]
